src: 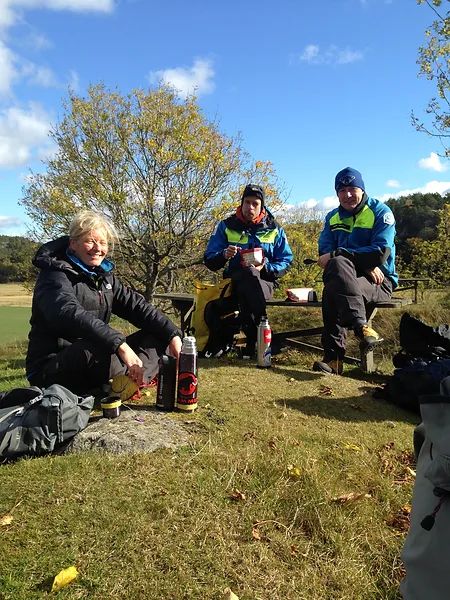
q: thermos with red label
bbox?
[257,316,272,368]
[176,336,198,412]
[156,354,177,411]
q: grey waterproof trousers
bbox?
[321,255,393,361]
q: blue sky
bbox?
[0,0,448,235]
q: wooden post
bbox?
[362,306,378,374]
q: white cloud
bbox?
[148,58,215,97]
[377,180,450,203]
[386,179,401,188]
[418,152,448,173]
[293,44,365,66]
[0,215,24,233]
[0,102,52,168]
[0,0,115,28]
[26,64,58,87]
[296,195,339,212]
[0,41,18,96]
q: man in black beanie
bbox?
[313,167,398,375]
[204,184,293,358]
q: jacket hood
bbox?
[32,236,114,274]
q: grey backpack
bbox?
[0,384,94,460]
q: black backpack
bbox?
[0,384,94,461]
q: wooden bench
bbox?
[153,293,413,374]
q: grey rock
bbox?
[64,407,195,455]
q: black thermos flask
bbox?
[156,355,177,411]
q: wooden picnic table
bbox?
[154,292,413,374]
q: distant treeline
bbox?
[0,235,38,283]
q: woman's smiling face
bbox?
[69,227,109,267]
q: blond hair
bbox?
[69,210,118,247]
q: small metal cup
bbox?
[101,397,121,419]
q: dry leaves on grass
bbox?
[223,588,240,600]
[0,500,22,527]
[319,385,334,396]
[0,515,13,526]
[343,444,361,452]
[252,519,288,542]
[268,439,277,450]
[386,505,411,535]
[376,442,416,485]
[331,492,372,504]
[51,566,79,592]
[287,464,303,477]
[230,489,247,502]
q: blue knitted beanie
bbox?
[335,167,365,194]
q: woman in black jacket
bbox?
[26,210,182,396]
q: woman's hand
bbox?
[117,342,144,386]
[168,336,182,362]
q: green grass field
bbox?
[0,306,31,345]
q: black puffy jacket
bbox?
[26,236,180,377]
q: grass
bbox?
[0,286,448,599]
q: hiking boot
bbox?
[110,374,139,402]
[354,324,384,354]
[312,359,343,375]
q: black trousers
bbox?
[231,267,274,346]
[28,330,167,395]
[321,255,393,361]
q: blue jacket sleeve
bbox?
[204,221,228,272]
[318,214,336,255]
[264,226,293,280]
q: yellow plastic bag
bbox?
[189,279,232,352]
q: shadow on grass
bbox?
[278,394,419,425]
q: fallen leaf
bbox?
[231,489,247,502]
[223,587,240,599]
[51,566,79,592]
[0,515,13,526]
[319,385,334,396]
[289,377,295,382]
[386,506,411,534]
[268,440,277,450]
[251,526,261,541]
[344,444,361,452]
[406,467,416,478]
[278,411,288,419]
[287,464,302,477]
[159,489,168,495]
[331,492,372,504]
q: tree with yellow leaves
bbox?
[21,83,287,300]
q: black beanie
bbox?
[241,184,265,207]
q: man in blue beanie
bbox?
[313,167,397,375]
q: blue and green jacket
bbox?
[319,195,398,287]
[204,208,293,282]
